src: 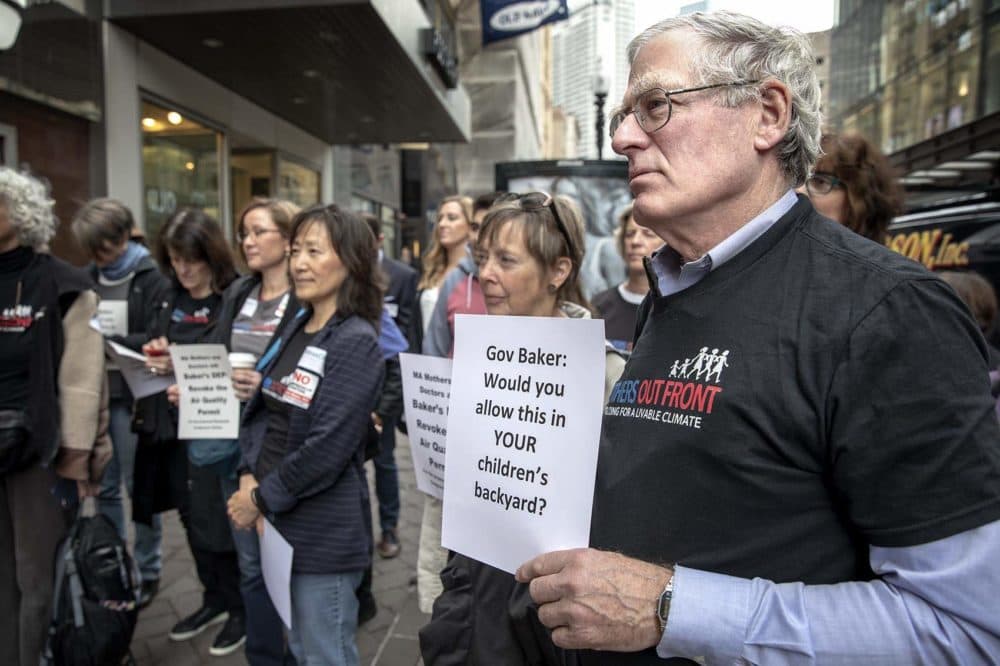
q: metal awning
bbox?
[107,0,470,144]
[889,111,1000,208]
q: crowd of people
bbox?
[1,8,1000,666]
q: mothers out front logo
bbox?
[0,305,35,333]
[604,346,731,430]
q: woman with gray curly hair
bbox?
[0,167,111,664]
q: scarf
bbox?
[100,241,150,281]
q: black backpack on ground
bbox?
[42,504,140,666]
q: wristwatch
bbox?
[656,573,674,634]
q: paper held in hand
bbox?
[399,353,452,500]
[105,340,174,399]
[169,344,240,440]
[259,519,293,629]
[441,314,606,574]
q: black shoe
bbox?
[209,614,246,657]
[376,529,401,559]
[169,606,228,641]
[358,593,377,626]
[138,579,159,609]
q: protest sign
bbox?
[96,300,127,337]
[169,344,239,439]
[441,314,605,574]
[399,353,452,499]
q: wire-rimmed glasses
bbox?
[609,80,761,138]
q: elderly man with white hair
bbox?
[515,12,1000,665]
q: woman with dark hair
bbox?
[227,204,385,665]
[804,132,904,243]
[134,208,245,655]
[419,192,625,665]
[71,197,170,608]
[0,167,111,666]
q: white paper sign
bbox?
[441,315,606,574]
[399,353,453,499]
[259,519,293,629]
[97,300,128,337]
[169,344,240,439]
[105,340,174,399]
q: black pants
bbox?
[191,545,243,615]
[180,461,244,617]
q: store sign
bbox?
[421,28,459,89]
[481,0,568,45]
[886,229,970,270]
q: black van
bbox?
[887,187,1000,345]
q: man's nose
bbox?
[610,112,646,155]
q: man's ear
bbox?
[753,80,792,153]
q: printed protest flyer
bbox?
[441,314,605,574]
[170,344,239,439]
[399,353,452,499]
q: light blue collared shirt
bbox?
[648,190,1000,663]
[650,189,798,297]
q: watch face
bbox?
[657,580,673,624]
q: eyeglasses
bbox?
[609,80,761,138]
[804,172,844,196]
[237,228,283,243]
[516,192,577,258]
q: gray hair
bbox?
[0,167,58,250]
[628,11,822,186]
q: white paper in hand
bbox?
[441,314,606,574]
[105,340,174,399]
[259,519,293,629]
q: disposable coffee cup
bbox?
[228,352,258,371]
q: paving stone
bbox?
[132,430,430,664]
[374,636,423,666]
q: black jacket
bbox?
[382,256,419,350]
[89,255,170,401]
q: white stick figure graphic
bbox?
[708,349,729,383]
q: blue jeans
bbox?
[373,419,400,534]
[98,398,162,581]
[221,473,287,666]
[288,570,363,666]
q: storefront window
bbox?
[232,151,275,220]
[278,158,320,208]
[141,100,222,243]
[987,20,1000,115]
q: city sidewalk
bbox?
[130,431,430,665]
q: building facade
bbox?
[1,0,470,262]
[448,0,548,196]
[827,0,1000,196]
[551,0,634,159]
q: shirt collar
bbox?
[649,189,798,297]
